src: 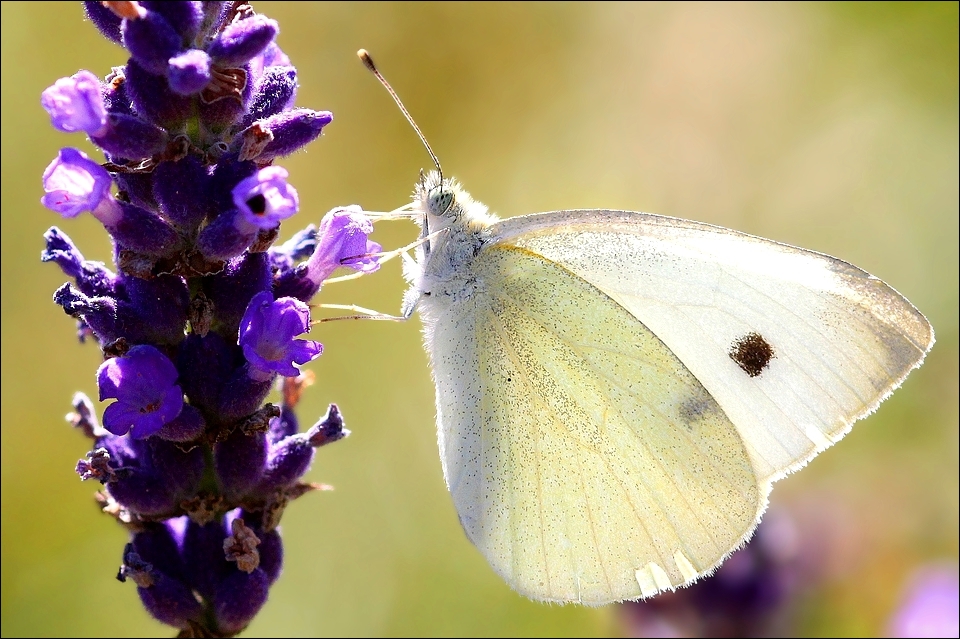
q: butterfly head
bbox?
[417,171,460,220]
[415,171,498,235]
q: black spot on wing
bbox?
[729,332,775,377]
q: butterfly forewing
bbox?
[492,210,934,484]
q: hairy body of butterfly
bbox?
[402,170,934,605]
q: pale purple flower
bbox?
[307,206,381,282]
[888,564,960,638]
[239,291,322,381]
[41,147,118,221]
[232,166,299,230]
[98,345,185,438]
[41,70,108,135]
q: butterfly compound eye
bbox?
[429,188,455,216]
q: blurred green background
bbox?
[2,2,957,636]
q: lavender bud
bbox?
[212,568,270,635]
[109,200,182,257]
[113,169,158,211]
[176,333,233,416]
[152,155,213,230]
[202,251,272,333]
[42,227,117,297]
[167,48,212,95]
[183,517,233,600]
[131,522,188,583]
[255,108,333,161]
[215,429,267,501]
[53,284,120,344]
[196,208,258,261]
[124,58,193,128]
[83,1,123,44]
[155,404,206,443]
[91,112,168,159]
[257,526,284,584]
[208,15,279,67]
[141,1,204,43]
[104,447,195,518]
[268,406,300,445]
[256,434,315,496]
[122,9,184,76]
[241,66,298,128]
[103,67,135,116]
[121,274,190,345]
[216,366,273,423]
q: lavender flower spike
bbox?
[45,3,353,634]
[40,70,108,135]
[98,345,184,438]
[240,291,323,381]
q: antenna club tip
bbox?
[357,49,376,71]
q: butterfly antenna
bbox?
[358,49,443,183]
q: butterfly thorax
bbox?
[402,172,499,318]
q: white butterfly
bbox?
[353,48,933,607]
[398,170,934,606]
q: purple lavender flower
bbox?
[312,205,382,277]
[41,147,117,220]
[98,345,184,438]
[44,3,358,634]
[239,291,323,381]
[273,205,382,301]
[40,70,108,134]
[233,165,299,230]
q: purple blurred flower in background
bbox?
[620,507,810,638]
[888,564,960,638]
[40,2,374,635]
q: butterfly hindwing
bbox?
[427,242,763,604]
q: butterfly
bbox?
[355,49,934,606]
[396,171,934,606]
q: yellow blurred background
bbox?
[2,2,956,636]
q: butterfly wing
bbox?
[425,241,763,604]
[490,210,934,484]
[423,208,932,605]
